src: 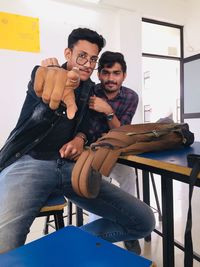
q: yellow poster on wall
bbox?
[0,12,40,53]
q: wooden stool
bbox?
[38,194,67,234]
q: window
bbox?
[142,20,181,57]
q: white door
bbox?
[142,57,180,123]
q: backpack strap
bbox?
[71,149,90,197]
[91,147,121,177]
[71,149,102,198]
[71,146,120,198]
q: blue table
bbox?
[0,226,154,267]
[118,142,200,267]
[120,142,200,181]
[119,142,200,267]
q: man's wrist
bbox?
[75,132,88,144]
[104,107,114,121]
[106,112,114,121]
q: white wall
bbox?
[0,0,199,146]
[118,10,143,124]
[183,0,200,58]
[102,0,186,24]
[0,0,125,146]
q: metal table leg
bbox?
[161,174,174,267]
[142,170,151,242]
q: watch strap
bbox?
[106,112,114,121]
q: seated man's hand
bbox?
[89,95,113,114]
[59,136,85,161]
[34,66,80,119]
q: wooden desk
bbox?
[0,226,154,267]
[118,142,200,267]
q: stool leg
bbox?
[143,170,151,242]
[54,210,65,230]
[43,215,50,235]
[135,168,140,199]
[76,206,83,226]
[67,201,73,225]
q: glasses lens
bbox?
[76,55,98,70]
[76,56,87,66]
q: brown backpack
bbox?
[72,123,194,198]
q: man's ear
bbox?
[123,72,127,81]
[64,48,72,61]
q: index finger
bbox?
[49,68,68,110]
[34,67,47,97]
[63,91,77,120]
[63,145,73,158]
[62,68,80,119]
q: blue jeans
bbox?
[0,155,155,253]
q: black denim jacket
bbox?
[0,65,94,171]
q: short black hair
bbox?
[68,28,105,52]
[98,51,127,73]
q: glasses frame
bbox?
[76,54,99,70]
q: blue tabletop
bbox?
[140,142,200,168]
[0,226,153,267]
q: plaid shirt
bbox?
[88,83,139,144]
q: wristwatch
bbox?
[106,112,114,121]
[75,132,88,145]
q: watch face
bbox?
[107,113,114,121]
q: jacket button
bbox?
[34,138,40,143]
[15,152,21,158]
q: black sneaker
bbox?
[124,240,141,255]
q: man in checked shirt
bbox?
[87,51,141,254]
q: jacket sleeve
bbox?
[75,108,93,144]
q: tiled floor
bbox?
[26,174,200,267]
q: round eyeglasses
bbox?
[76,53,99,70]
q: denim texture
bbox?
[0,155,155,253]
